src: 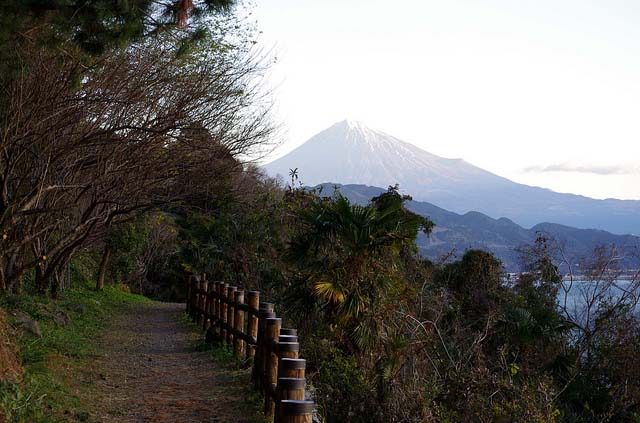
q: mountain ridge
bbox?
[315,183,640,271]
[265,120,640,235]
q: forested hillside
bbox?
[315,183,640,271]
[0,2,639,423]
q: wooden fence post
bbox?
[279,335,298,343]
[234,289,245,358]
[220,284,229,341]
[246,291,260,360]
[211,281,219,342]
[279,400,314,423]
[187,276,195,318]
[264,317,282,417]
[195,279,201,323]
[186,274,192,315]
[277,342,299,360]
[253,304,275,389]
[275,377,306,421]
[209,281,218,341]
[202,280,209,331]
[278,358,306,379]
[226,286,237,345]
[198,279,207,327]
[193,278,200,320]
[190,277,198,320]
[202,281,211,333]
[277,357,309,422]
[186,279,315,421]
[209,281,216,329]
[276,377,305,401]
[215,282,224,341]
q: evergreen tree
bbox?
[0,0,234,55]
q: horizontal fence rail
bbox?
[186,275,315,423]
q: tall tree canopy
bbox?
[0,0,235,55]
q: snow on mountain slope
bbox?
[267,120,508,188]
[264,120,640,235]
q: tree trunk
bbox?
[96,245,111,291]
[35,263,47,295]
[51,271,61,299]
[5,252,19,293]
[0,267,5,291]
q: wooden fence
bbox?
[186,276,315,423]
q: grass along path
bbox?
[0,287,264,423]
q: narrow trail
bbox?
[87,302,261,423]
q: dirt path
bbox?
[87,302,262,423]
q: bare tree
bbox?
[557,244,640,362]
[0,37,274,295]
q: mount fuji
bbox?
[264,120,640,235]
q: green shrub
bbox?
[305,337,380,423]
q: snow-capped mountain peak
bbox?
[263,120,640,234]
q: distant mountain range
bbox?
[265,120,640,235]
[316,183,640,271]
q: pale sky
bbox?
[252,0,640,200]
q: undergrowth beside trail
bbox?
[0,283,149,423]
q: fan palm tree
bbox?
[286,186,432,350]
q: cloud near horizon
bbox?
[524,162,640,175]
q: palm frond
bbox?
[314,280,347,304]
[339,290,369,320]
